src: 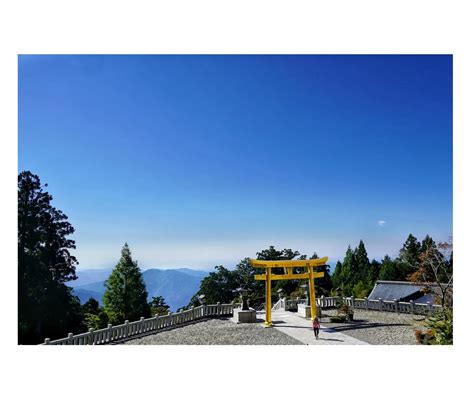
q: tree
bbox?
[80,298,109,330]
[378,255,401,281]
[408,239,453,308]
[149,296,170,316]
[18,171,83,344]
[398,234,422,277]
[310,253,333,297]
[103,243,150,324]
[233,257,265,307]
[191,265,240,305]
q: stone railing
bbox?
[339,296,442,315]
[41,303,233,345]
[277,296,442,315]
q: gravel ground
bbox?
[320,309,426,345]
[122,317,304,345]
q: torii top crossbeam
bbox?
[250,257,328,326]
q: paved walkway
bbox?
[257,310,369,345]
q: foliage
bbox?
[103,243,150,324]
[149,295,170,316]
[337,303,354,315]
[189,265,240,306]
[352,280,371,298]
[82,298,100,315]
[407,238,453,308]
[81,298,109,330]
[233,257,265,307]
[83,312,109,330]
[332,241,374,297]
[18,171,83,344]
[416,308,453,345]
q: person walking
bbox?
[312,317,320,340]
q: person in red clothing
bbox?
[312,317,320,339]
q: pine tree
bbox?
[310,252,332,296]
[18,171,83,344]
[340,246,355,296]
[398,234,422,279]
[103,243,150,324]
[331,260,342,285]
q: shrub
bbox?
[415,308,453,345]
[337,303,354,315]
[330,315,347,323]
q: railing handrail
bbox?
[42,302,234,346]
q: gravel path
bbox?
[122,317,304,345]
[320,309,426,345]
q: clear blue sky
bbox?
[18,55,452,270]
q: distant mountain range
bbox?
[67,268,210,311]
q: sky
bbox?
[18,55,453,270]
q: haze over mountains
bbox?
[68,268,210,311]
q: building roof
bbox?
[368,281,427,302]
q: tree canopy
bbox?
[18,171,82,344]
[103,243,150,324]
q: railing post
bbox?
[88,328,94,345]
[350,296,355,309]
[191,306,195,321]
[167,311,172,326]
[378,298,383,311]
[364,297,368,310]
[44,338,50,345]
[217,302,221,315]
[67,333,73,345]
[107,323,113,342]
[140,317,145,333]
[427,302,433,315]
[394,299,399,313]
[124,320,129,337]
[410,300,415,314]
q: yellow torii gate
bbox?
[250,257,328,327]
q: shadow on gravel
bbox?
[317,337,344,342]
[323,322,410,333]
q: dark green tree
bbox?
[340,246,355,296]
[82,298,100,314]
[190,265,240,305]
[18,171,83,344]
[233,257,265,307]
[257,246,304,299]
[398,234,422,276]
[149,295,170,316]
[310,252,333,297]
[103,243,150,324]
[331,260,343,294]
[378,255,401,281]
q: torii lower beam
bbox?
[250,257,328,327]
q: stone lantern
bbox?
[231,286,256,324]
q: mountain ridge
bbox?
[69,267,210,311]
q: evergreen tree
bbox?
[340,246,355,296]
[103,243,150,324]
[310,252,333,296]
[149,296,170,316]
[234,257,265,307]
[399,234,421,268]
[379,255,399,280]
[190,265,239,305]
[18,171,82,344]
[332,260,343,293]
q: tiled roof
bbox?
[368,281,425,301]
